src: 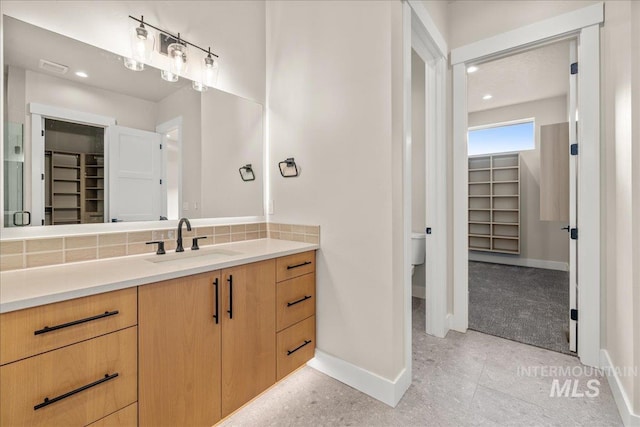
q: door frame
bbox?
[406,1,449,339]
[29,103,115,226]
[156,117,183,220]
[449,2,603,367]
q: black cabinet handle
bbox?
[34,311,119,335]
[287,340,312,356]
[227,275,233,319]
[287,261,312,270]
[34,373,119,410]
[213,278,219,324]
[287,295,312,307]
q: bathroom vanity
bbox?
[0,239,317,426]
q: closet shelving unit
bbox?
[83,153,105,223]
[468,153,520,254]
[44,151,105,225]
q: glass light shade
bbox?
[123,57,144,71]
[192,81,208,92]
[203,55,220,87]
[130,24,154,63]
[161,69,178,82]
[168,42,188,76]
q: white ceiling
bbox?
[467,40,570,113]
[3,16,190,102]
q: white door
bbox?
[568,41,578,353]
[108,126,163,222]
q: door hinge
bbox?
[159,179,163,185]
[160,143,163,149]
[570,309,578,321]
[41,173,45,180]
[570,144,578,155]
[41,130,45,137]
[570,228,578,240]
[570,62,578,75]
[41,219,45,226]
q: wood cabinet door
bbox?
[221,260,276,416]
[138,272,222,427]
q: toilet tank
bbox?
[411,232,426,265]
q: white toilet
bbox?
[411,232,426,276]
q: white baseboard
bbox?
[601,349,640,426]
[469,252,569,271]
[412,284,426,299]
[307,350,411,407]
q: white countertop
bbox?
[0,239,318,313]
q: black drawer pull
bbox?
[213,278,219,324]
[34,310,119,335]
[227,275,233,319]
[34,373,119,410]
[287,339,312,356]
[287,261,312,270]
[287,295,312,307]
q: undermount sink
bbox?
[146,248,242,266]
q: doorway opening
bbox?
[465,40,576,355]
[43,119,105,225]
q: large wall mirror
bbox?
[2,15,264,229]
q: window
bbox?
[468,120,535,156]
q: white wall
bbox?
[468,96,569,265]
[601,0,639,414]
[156,85,201,218]
[1,1,266,103]
[200,89,263,218]
[266,0,406,383]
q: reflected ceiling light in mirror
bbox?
[161,69,178,82]
[467,65,479,73]
[482,94,493,100]
[123,57,144,71]
[192,81,208,92]
[130,15,154,67]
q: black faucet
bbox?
[176,217,192,252]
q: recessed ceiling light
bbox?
[482,94,493,100]
[75,71,88,78]
[467,66,478,73]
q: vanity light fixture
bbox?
[75,71,88,78]
[239,164,255,181]
[126,15,219,90]
[278,158,299,178]
[467,66,478,73]
[482,94,493,100]
[128,15,154,69]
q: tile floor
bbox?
[221,298,622,426]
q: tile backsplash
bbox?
[0,222,319,271]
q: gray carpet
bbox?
[468,261,572,355]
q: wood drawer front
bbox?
[276,251,316,282]
[277,273,315,332]
[0,327,138,427]
[277,315,315,381]
[0,287,137,365]
[87,403,137,427]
